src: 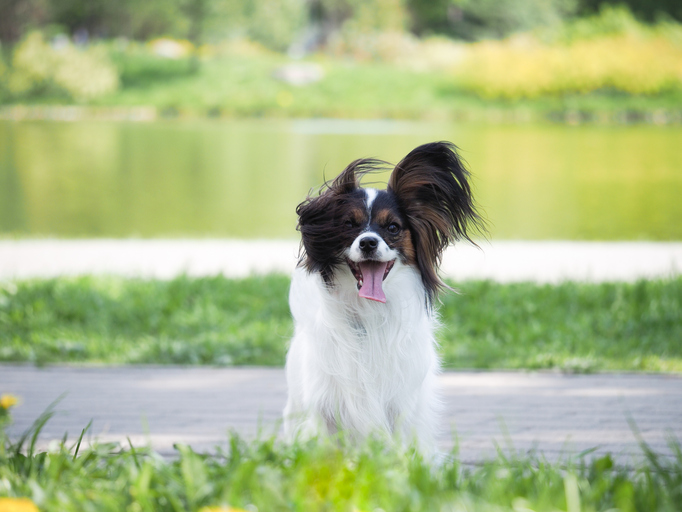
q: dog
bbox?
[283,141,482,453]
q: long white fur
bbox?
[283,254,442,453]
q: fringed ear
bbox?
[387,141,485,299]
[296,159,361,237]
[330,159,362,194]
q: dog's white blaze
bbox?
[364,188,378,210]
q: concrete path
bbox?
[1,240,681,283]
[2,365,681,463]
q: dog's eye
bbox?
[386,223,400,234]
[344,220,355,228]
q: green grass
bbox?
[438,279,682,372]
[0,275,293,366]
[1,275,681,372]
[1,403,682,511]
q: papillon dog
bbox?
[283,141,483,453]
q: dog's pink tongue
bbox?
[358,261,388,303]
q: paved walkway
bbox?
[1,240,681,283]
[2,365,681,463]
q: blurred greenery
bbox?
[107,40,195,87]
[2,404,681,512]
[1,275,680,372]
[579,0,682,23]
[4,31,118,101]
[0,0,682,109]
[223,0,308,52]
[410,0,579,40]
[456,7,682,99]
[2,0,681,45]
[0,1,681,109]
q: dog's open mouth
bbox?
[347,259,395,303]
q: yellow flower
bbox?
[0,497,40,512]
[0,395,18,409]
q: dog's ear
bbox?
[388,141,484,297]
[295,159,368,282]
[329,159,362,194]
[295,187,339,282]
[295,158,364,239]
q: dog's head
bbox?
[296,141,484,303]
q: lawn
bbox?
[1,275,680,372]
[1,400,681,512]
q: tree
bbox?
[578,0,682,23]
[0,0,48,44]
[408,0,577,40]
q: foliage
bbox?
[320,0,411,61]
[407,0,578,39]
[454,0,578,40]
[579,0,682,23]
[1,401,682,511]
[107,39,197,87]
[1,275,681,372]
[455,7,682,99]
[408,0,682,38]
[339,0,409,33]
[89,48,471,118]
[43,0,191,42]
[326,30,419,61]
[3,0,682,49]
[63,42,682,118]
[549,4,682,44]
[1,5,682,112]
[0,50,6,101]
[2,31,118,101]
[0,0,48,44]
[208,0,309,52]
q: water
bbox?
[1,119,680,240]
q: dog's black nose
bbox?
[359,236,379,252]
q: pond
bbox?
[1,119,680,240]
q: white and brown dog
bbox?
[283,141,483,453]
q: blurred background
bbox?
[0,0,681,240]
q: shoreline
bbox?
[2,105,682,125]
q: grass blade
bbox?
[73,419,92,461]
[128,436,141,469]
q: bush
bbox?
[4,32,119,101]
[107,39,196,87]
[455,7,682,99]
